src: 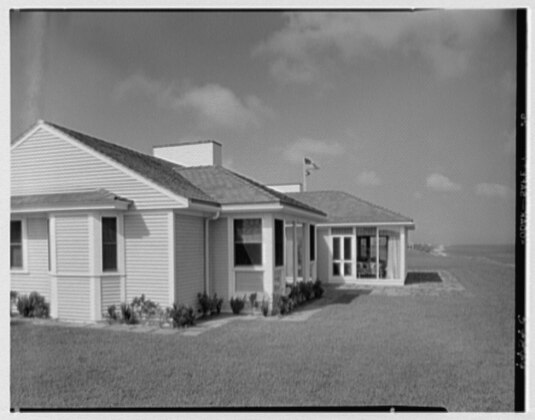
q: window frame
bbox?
[234,218,263,267]
[101,216,118,272]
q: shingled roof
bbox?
[288,191,413,225]
[176,166,326,216]
[43,122,218,205]
[12,189,132,210]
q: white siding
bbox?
[11,217,50,299]
[175,214,204,307]
[56,215,90,273]
[317,228,330,283]
[57,276,91,321]
[12,127,179,209]
[235,271,263,293]
[209,218,229,302]
[124,212,169,305]
[101,276,122,311]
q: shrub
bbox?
[170,303,196,328]
[16,292,49,318]
[313,279,324,299]
[107,304,119,321]
[261,298,270,317]
[120,302,137,325]
[230,295,246,315]
[211,294,223,315]
[299,281,314,301]
[131,294,160,321]
[248,292,257,310]
[197,292,212,317]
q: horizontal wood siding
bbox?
[209,218,229,302]
[12,127,178,209]
[235,271,264,293]
[11,218,50,299]
[57,276,91,321]
[124,212,169,305]
[175,214,204,307]
[101,276,122,310]
[55,215,90,273]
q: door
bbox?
[332,235,353,279]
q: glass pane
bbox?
[333,237,340,260]
[344,237,351,260]
[274,219,284,266]
[234,219,262,243]
[344,263,352,276]
[102,218,117,244]
[358,237,369,261]
[332,263,340,276]
[285,227,294,276]
[102,244,117,271]
[11,221,21,243]
[11,245,22,268]
[235,243,262,266]
[371,236,377,260]
[310,225,315,261]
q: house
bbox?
[10,120,414,322]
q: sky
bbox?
[10,9,518,246]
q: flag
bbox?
[304,157,319,176]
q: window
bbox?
[234,219,262,266]
[102,217,117,271]
[310,225,316,261]
[10,220,23,269]
[274,219,284,267]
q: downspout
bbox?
[204,211,221,294]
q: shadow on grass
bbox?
[405,271,442,285]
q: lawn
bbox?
[11,250,515,410]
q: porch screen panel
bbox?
[285,226,294,277]
[383,229,400,279]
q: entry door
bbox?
[332,235,353,278]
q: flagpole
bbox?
[302,158,307,192]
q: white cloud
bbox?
[475,183,511,198]
[426,173,462,192]
[357,170,382,186]
[255,11,501,84]
[114,74,273,129]
[283,137,344,164]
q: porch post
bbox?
[400,226,406,284]
[292,221,298,283]
[375,227,379,280]
[303,222,310,283]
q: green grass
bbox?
[11,250,515,410]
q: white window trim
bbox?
[10,217,28,273]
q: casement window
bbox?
[10,220,23,269]
[102,217,117,271]
[274,219,284,267]
[234,218,262,266]
[310,224,316,261]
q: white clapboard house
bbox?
[11,121,414,321]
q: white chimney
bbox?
[267,183,303,193]
[153,140,222,167]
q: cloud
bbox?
[283,137,344,164]
[475,183,511,198]
[357,170,382,186]
[426,173,462,192]
[114,74,273,129]
[254,11,501,84]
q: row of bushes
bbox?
[106,292,224,328]
[228,279,325,317]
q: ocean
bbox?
[445,244,516,266]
